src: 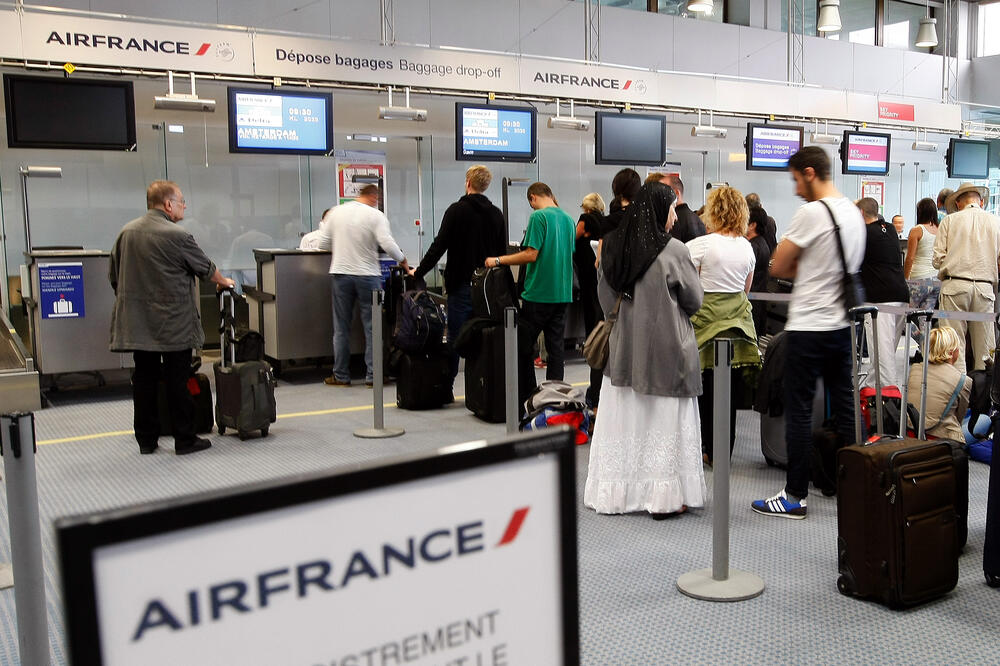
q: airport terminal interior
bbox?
[1,0,1000,663]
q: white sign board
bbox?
[253,33,520,94]
[58,431,579,665]
[519,60,657,105]
[17,10,253,75]
[0,10,23,60]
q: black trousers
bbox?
[133,349,195,448]
[517,301,568,411]
[985,417,1000,578]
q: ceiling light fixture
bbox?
[817,0,842,33]
[547,99,590,131]
[687,0,714,14]
[811,119,841,145]
[153,71,216,112]
[912,128,937,152]
[915,3,938,49]
[378,86,427,122]
[691,109,727,138]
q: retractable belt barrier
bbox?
[354,290,405,439]
[748,292,1000,323]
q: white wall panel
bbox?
[900,51,946,101]
[425,0,519,53]
[394,0,432,47]
[517,1,582,60]
[671,19,742,76]
[736,26,788,81]
[599,7,673,71]
[801,35,854,90]
[853,43,905,95]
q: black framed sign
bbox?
[57,429,579,665]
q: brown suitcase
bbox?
[836,306,959,607]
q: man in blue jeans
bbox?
[751,147,866,518]
[317,184,409,387]
[413,165,505,379]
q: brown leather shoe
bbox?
[324,376,351,387]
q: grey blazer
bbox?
[599,240,704,398]
[108,209,217,352]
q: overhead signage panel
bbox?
[253,33,520,94]
[18,10,253,75]
[0,10,23,60]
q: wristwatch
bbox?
[495,257,502,267]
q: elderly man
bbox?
[110,180,235,455]
[933,182,1000,371]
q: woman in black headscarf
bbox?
[585,182,707,518]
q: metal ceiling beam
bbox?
[584,0,602,63]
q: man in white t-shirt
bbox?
[317,185,410,387]
[751,147,866,519]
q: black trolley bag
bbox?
[390,275,452,410]
[464,322,507,423]
[157,356,213,435]
[213,289,277,440]
[836,306,959,607]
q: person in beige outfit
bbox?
[932,182,1000,371]
[907,326,972,442]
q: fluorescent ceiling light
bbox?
[153,71,216,112]
[915,17,938,48]
[548,99,589,131]
[912,141,938,152]
[692,125,727,138]
[817,0,842,33]
[812,132,841,145]
[378,86,426,122]
[687,0,713,13]
[347,134,388,142]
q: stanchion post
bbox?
[504,307,518,434]
[354,289,404,439]
[1,412,50,665]
[677,339,764,602]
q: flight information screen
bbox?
[229,88,333,155]
[456,103,536,162]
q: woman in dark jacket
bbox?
[577,193,607,410]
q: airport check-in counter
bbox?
[247,249,364,370]
[23,250,132,377]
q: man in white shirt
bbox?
[932,182,1000,371]
[317,185,410,387]
[751,146,866,519]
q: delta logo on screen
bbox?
[43,32,235,61]
[129,506,532,642]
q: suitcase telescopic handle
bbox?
[850,305,877,321]
[906,309,934,325]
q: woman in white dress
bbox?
[585,182,707,517]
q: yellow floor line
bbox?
[35,380,589,445]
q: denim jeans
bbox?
[784,327,856,499]
[331,274,382,382]
[446,283,472,379]
[517,300,568,410]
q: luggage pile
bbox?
[519,380,590,445]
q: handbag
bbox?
[582,294,623,370]
[819,200,866,312]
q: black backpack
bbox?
[471,266,516,321]
[394,290,446,352]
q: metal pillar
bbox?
[415,137,424,262]
[379,0,395,45]
[1,412,50,665]
[942,0,958,104]
[677,340,765,602]
[584,0,601,63]
[787,0,805,84]
[354,290,404,439]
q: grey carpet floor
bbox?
[0,359,997,665]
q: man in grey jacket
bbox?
[109,180,235,455]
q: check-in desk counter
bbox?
[24,250,131,377]
[0,310,40,411]
[247,249,364,370]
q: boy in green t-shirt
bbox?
[483,182,576,410]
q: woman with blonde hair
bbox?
[686,186,760,464]
[577,192,607,410]
[906,325,972,441]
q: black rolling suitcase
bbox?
[214,289,277,440]
[464,323,506,423]
[986,419,1000,585]
[836,306,959,607]
[396,351,453,410]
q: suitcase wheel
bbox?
[837,573,856,597]
[218,424,226,435]
[261,425,269,437]
[238,431,248,441]
[765,456,776,468]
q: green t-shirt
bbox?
[522,206,576,304]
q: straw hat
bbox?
[945,182,990,213]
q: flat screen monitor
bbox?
[594,112,666,166]
[841,130,891,176]
[455,102,537,162]
[4,74,136,150]
[228,87,333,155]
[745,123,803,171]
[947,138,990,179]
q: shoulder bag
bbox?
[819,199,866,312]
[583,294,623,371]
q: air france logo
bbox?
[533,71,648,95]
[130,506,531,642]
[45,32,231,60]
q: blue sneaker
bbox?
[751,490,807,519]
